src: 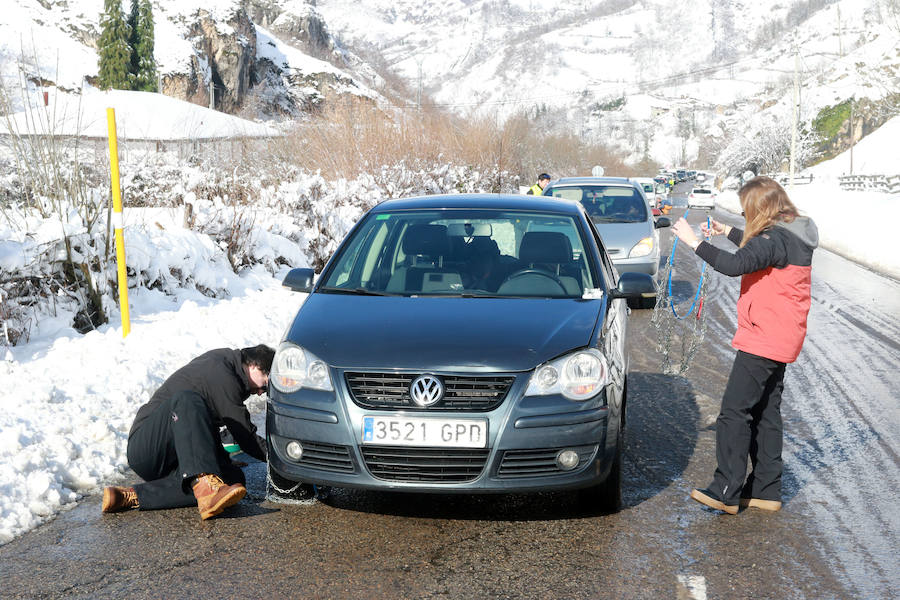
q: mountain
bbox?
[2,0,897,172]
[0,0,389,118]
[314,0,900,169]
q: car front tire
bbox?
[577,418,623,513]
[268,468,318,501]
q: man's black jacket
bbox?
[129,348,267,461]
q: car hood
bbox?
[592,220,654,255]
[284,294,603,372]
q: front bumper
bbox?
[611,254,660,277]
[266,371,617,493]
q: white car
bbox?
[687,187,716,209]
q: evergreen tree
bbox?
[127,0,139,83]
[129,0,158,91]
[97,0,132,90]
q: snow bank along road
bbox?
[0,211,897,599]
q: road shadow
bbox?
[665,278,704,304]
[621,371,698,509]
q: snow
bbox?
[1,109,898,543]
[0,268,300,544]
[1,88,278,140]
[0,0,899,547]
[713,114,900,281]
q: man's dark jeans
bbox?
[127,390,245,510]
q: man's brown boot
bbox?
[102,486,139,512]
[192,474,246,520]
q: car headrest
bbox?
[468,236,499,256]
[519,231,572,264]
[403,224,450,257]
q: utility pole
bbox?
[789,46,799,191]
[415,56,424,111]
[837,5,843,58]
[209,79,214,110]
[849,96,855,174]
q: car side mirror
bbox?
[654,216,672,228]
[608,272,656,300]
[282,268,315,293]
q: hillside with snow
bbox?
[316,0,900,168]
[4,1,899,170]
[1,0,386,118]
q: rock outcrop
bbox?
[155,0,379,118]
[162,7,257,113]
[267,4,333,60]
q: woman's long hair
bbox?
[739,176,799,247]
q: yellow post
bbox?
[107,107,130,337]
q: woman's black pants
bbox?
[126,391,245,510]
[708,350,787,506]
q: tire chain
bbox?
[649,257,711,376]
[264,460,325,505]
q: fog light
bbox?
[285,441,303,460]
[556,449,580,471]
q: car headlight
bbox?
[270,343,333,393]
[629,237,654,258]
[525,349,608,401]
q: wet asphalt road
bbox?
[1,190,898,599]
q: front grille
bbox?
[497,445,596,478]
[345,372,514,411]
[361,445,490,482]
[295,441,354,473]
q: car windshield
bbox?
[546,185,649,224]
[692,189,711,195]
[319,209,599,298]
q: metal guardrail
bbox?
[772,173,815,186]
[838,174,900,193]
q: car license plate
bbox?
[361,416,488,448]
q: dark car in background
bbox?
[267,194,655,512]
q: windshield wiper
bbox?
[318,286,393,296]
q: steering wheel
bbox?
[501,268,568,295]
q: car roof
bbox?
[370,193,585,215]
[548,176,637,188]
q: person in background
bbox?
[526,173,551,195]
[671,176,818,514]
[102,345,274,520]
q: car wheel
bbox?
[578,419,623,513]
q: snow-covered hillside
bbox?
[3,0,897,170]
[1,0,383,117]
[316,0,899,168]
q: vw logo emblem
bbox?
[410,374,444,407]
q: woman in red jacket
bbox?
[672,176,818,514]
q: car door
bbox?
[585,216,628,409]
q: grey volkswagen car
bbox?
[543,177,671,279]
[266,194,654,512]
